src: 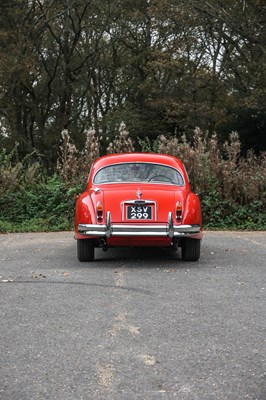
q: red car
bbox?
[75,153,202,261]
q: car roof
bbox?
[92,153,184,170]
[88,153,190,187]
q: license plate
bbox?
[126,205,152,220]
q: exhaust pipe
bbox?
[99,238,108,251]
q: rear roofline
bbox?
[92,153,183,168]
[89,153,189,188]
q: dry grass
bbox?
[55,125,265,209]
[157,128,266,206]
[106,122,135,154]
[56,128,100,187]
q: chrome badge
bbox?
[136,188,142,199]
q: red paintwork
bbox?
[75,153,202,243]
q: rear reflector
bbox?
[176,201,182,222]
[96,201,103,222]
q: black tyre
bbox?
[181,238,201,261]
[77,239,94,262]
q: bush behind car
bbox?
[0,128,265,232]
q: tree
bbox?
[0,0,265,168]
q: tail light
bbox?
[175,201,182,222]
[96,201,103,222]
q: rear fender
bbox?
[75,192,96,238]
[183,193,202,227]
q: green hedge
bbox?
[0,135,265,233]
[0,174,265,233]
[0,175,81,233]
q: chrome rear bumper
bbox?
[78,212,201,238]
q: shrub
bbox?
[1,126,265,232]
[137,136,161,153]
[106,122,135,154]
[0,143,76,232]
[56,128,101,188]
[0,143,44,195]
[0,175,76,233]
[56,129,79,187]
[154,128,266,228]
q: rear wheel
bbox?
[181,238,201,261]
[77,239,94,262]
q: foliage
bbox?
[137,136,161,153]
[0,143,44,195]
[56,130,79,186]
[106,123,135,154]
[0,174,78,233]
[0,145,79,232]
[0,0,265,165]
[56,128,100,187]
[156,128,266,202]
[141,128,266,230]
[0,127,265,232]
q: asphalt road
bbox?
[0,231,265,400]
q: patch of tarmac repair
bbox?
[107,313,140,337]
[139,354,156,366]
[96,363,114,391]
[114,269,126,287]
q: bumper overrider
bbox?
[78,212,201,238]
